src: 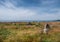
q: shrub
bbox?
[0,28,11,39]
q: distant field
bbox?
[0,22,60,42]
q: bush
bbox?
[0,28,11,39]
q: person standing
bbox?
[43,24,50,34]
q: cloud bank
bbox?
[0,0,60,21]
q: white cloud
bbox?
[0,0,36,21]
[0,0,60,21]
[0,7,36,20]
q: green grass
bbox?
[0,22,60,42]
[0,28,11,40]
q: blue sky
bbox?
[0,0,60,21]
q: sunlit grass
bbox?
[0,22,60,42]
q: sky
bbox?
[0,0,60,22]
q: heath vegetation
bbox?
[0,22,60,42]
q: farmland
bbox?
[0,22,60,42]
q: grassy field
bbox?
[0,22,60,42]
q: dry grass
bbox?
[0,22,60,42]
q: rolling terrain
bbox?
[0,22,60,42]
